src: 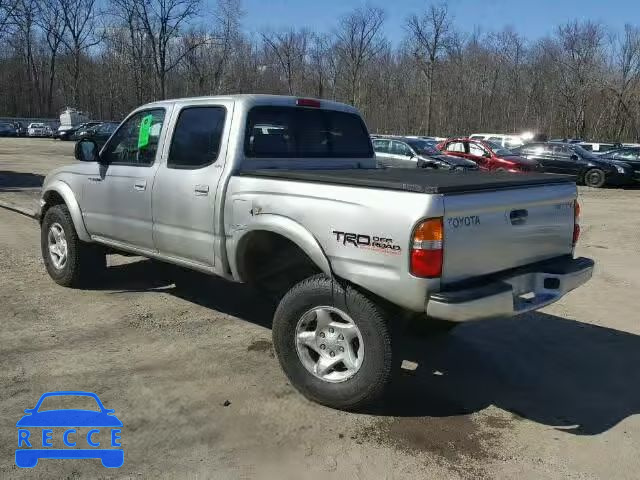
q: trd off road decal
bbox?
[332,230,401,255]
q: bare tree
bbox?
[57,0,102,105]
[0,0,18,38]
[607,24,640,140]
[132,0,206,99]
[262,28,309,95]
[37,0,67,114]
[407,3,451,135]
[554,21,605,138]
[335,6,386,107]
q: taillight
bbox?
[573,200,581,246]
[410,218,443,278]
[296,98,321,108]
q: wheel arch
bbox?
[40,181,91,242]
[231,214,331,284]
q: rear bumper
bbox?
[426,256,594,322]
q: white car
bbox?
[469,133,524,149]
[27,123,51,137]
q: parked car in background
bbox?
[549,138,584,144]
[69,121,103,141]
[469,133,524,149]
[27,123,51,137]
[56,107,89,139]
[437,138,540,172]
[58,121,101,141]
[592,147,640,182]
[76,121,119,148]
[578,142,620,153]
[0,122,18,136]
[373,137,477,170]
[513,142,636,187]
[10,121,26,136]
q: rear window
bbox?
[245,106,373,158]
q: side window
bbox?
[101,109,165,166]
[487,136,503,145]
[446,141,465,153]
[168,107,226,169]
[525,143,548,155]
[391,141,412,156]
[469,142,486,157]
[373,139,389,153]
[553,145,570,158]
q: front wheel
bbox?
[584,168,606,188]
[272,274,393,410]
[41,204,106,287]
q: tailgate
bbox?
[442,182,576,284]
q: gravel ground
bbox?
[1,137,640,479]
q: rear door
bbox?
[442,183,576,283]
[152,101,232,267]
[373,139,393,167]
[526,144,557,172]
[443,140,467,160]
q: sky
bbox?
[239,0,640,43]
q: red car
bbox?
[437,138,540,172]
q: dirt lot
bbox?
[1,137,640,479]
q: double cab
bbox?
[38,95,593,409]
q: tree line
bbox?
[1,0,640,141]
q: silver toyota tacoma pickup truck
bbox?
[38,94,594,409]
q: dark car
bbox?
[11,121,26,136]
[513,142,635,187]
[373,137,478,170]
[59,121,102,141]
[436,138,540,172]
[77,121,119,148]
[593,147,640,183]
[0,122,18,137]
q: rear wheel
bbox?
[272,274,393,410]
[41,204,106,287]
[584,168,606,188]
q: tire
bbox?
[41,204,106,287]
[272,274,393,410]
[583,168,606,188]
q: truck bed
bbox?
[238,169,575,194]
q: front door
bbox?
[389,140,417,167]
[152,102,231,267]
[81,108,169,251]
[467,141,491,170]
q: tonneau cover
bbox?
[238,169,575,194]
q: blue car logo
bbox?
[16,391,123,468]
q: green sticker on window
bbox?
[137,114,153,149]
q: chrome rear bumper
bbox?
[426,256,594,322]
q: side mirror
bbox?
[483,152,491,158]
[570,153,579,160]
[75,139,99,162]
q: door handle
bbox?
[194,184,209,196]
[134,180,147,191]
[510,209,528,225]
